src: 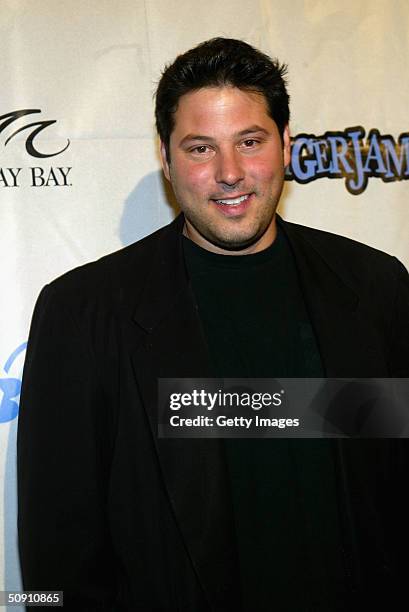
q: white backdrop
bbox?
[1,0,408,604]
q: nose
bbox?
[215,148,244,188]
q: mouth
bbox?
[213,194,251,206]
[211,193,254,217]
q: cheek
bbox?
[247,153,284,183]
[181,165,213,194]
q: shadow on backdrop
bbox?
[120,170,179,247]
[276,180,293,221]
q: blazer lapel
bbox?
[279,216,388,377]
[131,215,241,611]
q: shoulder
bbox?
[282,218,393,261]
[280,217,406,288]
[42,217,180,306]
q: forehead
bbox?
[171,86,274,140]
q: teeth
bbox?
[215,194,249,206]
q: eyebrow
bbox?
[178,125,270,147]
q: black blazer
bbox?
[17,214,409,611]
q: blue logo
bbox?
[286,126,409,194]
[0,343,27,423]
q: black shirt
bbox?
[183,229,348,611]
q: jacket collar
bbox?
[133,212,359,330]
[132,213,187,334]
[133,212,380,377]
[133,212,387,376]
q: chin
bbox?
[207,231,263,251]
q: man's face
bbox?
[160,86,290,254]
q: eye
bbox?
[190,145,211,154]
[241,139,260,148]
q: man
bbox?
[18,38,409,611]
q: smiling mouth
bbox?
[213,194,251,206]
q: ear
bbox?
[160,141,171,181]
[283,125,291,168]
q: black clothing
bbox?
[17,214,409,610]
[182,229,322,378]
[183,230,346,610]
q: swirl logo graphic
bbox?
[0,342,27,423]
[0,109,70,158]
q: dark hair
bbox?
[155,37,290,161]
